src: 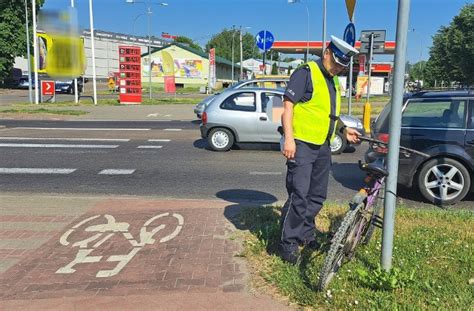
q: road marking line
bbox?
[0,143,119,148]
[249,172,283,175]
[13,127,150,131]
[98,169,135,175]
[0,168,76,174]
[147,139,171,142]
[0,137,130,142]
[163,129,182,131]
[137,145,163,149]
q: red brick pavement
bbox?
[0,198,289,310]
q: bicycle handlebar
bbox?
[359,136,430,158]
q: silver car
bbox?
[200,88,363,154]
[194,77,289,118]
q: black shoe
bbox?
[304,240,321,252]
[280,249,300,265]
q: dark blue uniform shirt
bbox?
[284,59,337,142]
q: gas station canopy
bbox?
[271,41,396,57]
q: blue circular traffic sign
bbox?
[343,23,356,47]
[255,30,274,51]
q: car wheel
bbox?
[207,128,234,152]
[330,133,347,155]
[417,157,471,205]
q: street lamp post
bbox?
[126,0,168,100]
[288,0,310,61]
[322,0,326,53]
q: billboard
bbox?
[34,32,86,77]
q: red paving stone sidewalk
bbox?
[0,197,289,310]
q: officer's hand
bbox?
[344,127,361,144]
[283,138,296,160]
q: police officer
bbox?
[279,36,361,264]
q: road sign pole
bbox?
[381,0,411,272]
[263,31,267,76]
[363,33,374,134]
[71,0,79,103]
[348,56,353,115]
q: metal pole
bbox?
[71,0,78,103]
[239,26,243,81]
[88,0,97,105]
[322,0,326,54]
[24,0,33,104]
[381,0,411,271]
[147,5,152,99]
[305,4,309,59]
[366,33,374,103]
[31,0,39,105]
[262,30,267,75]
[231,25,235,83]
[348,57,353,115]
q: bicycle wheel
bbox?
[317,203,364,291]
[361,185,385,245]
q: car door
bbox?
[400,98,467,152]
[257,91,284,142]
[465,99,474,168]
[218,91,259,142]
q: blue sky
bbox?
[41,0,471,63]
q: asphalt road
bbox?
[0,119,472,208]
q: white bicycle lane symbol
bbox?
[56,213,184,278]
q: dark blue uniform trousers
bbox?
[280,139,331,253]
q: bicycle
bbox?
[317,136,429,291]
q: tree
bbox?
[174,36,203,52]
[426,4,474,86]
[0,0,45,81]
[271,63,278,75]
[205,28,260,62]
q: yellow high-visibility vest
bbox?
[292,61,341,145]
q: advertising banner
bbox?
[209,48,216,89]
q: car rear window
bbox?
[402,99,466,129]
[220,92,256,112]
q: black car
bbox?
[367,89,473,205]
[55,78,85,94]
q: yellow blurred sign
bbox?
[345,0,356,22]
[108,77,116,90]
[34,33,86,78]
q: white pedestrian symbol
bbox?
[56,213,184,278]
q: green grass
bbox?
[340,101,387,119]
[10,96,201,107]
[0,108,88,116]
[238,203,473,310]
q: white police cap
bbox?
[328,35,359,67]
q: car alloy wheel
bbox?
[330,133,346,155]
[418,158,471,205]
[208,128,234,152]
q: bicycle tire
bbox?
[361,185,385,245]
[317,203,363,291]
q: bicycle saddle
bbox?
[359,160,389,177]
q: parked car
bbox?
[366,89,474,205]
[200,88,363,154]
[17,76,86,95]
[55,78,84,94]
[194,77,289,118]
